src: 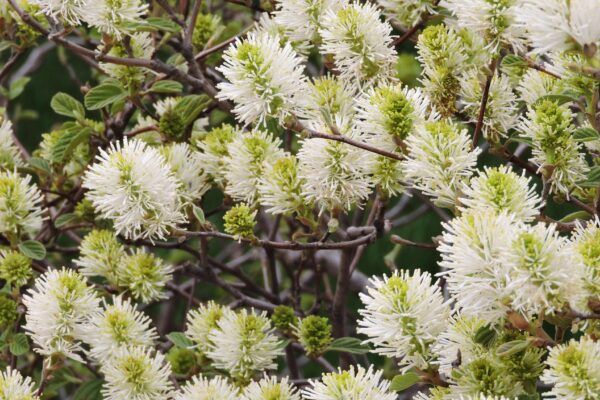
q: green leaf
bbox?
[579,166,600,188]
[326,337,371,354]
[390,371,421,392]
[84,82,127,110]
[150,80,183,94]
[8,77,31,100]
[496,339,530,357]
[508,135,534,146]
[51,92,85,120]
[9,333,29,356]
[73,379,104,400]
[55,213,78,228]
[18,240,46,260]
[474,325,496,347]
[559,210,591,223]
[573,127,600,142]
[51,125,90,163]
[501,54,527,68]
[28,157,51,175]
[174,95,211,126]
[192,205,205,224]
[167,332,194,348]
[145,17,182,33]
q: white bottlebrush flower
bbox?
[75,229,125,286]
[101,346,172,400]
[319,2,397,90]
[438,210,520,323]
[440,0,526,53]
[195,124,237,188]
[80,295,158,362]
[0,119,24,169]
[378,0,436,29]
[0,367,39,400]
[117,249,173,303]
[0,170,45,238]
[519,99,589,196]
[459,165,542,222]
[358,269,450,372]
[302,365,397,400]
[459,69,518,143]
[297,126,372,213]
[417,24,467,73]
[83,138,186,241]
[566,218,600,315]
[305,75,356,126]
[160,142,211,203]
[433,314,490,377]
[517,0,600,54]
[217,31,308,125]
[242,375,301,400]
[542,337,600,399]
[273,0,343,43]
[30,0,85,25]
[173,374,239,400]
[83,0,147,38]
[185,301,227,355]
[404,120,480,209]
[207,309,283,380]
[258,154,308,216]
[506,223,573,317]
[23,268,100,362]
[223,130,284,204]
[516,69,559,106]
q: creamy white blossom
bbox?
[566,218,600,315]
[173,374,239,400]
[223,130,284,204]
[83,138,186,240]
[80,295,158,362]
[439,210,520,323]
[441,0,526,52]
[0,119,24,169]
[118,249,173,303]
[319,2,397,90]
[517,69,559,105]
[23,268,99,362]
[358,269,450,371]
[0,170,45,239]
[207,309,283,380]
[459,165,542,222]
[84,0,147,38]
[101,346,172,400]
[258,154,308,216]
[378,0,436,29]
[185,301,226,355]
[217,31,309,125]
[273,0,343,43]
[302,366,397,400]
[31,0,85,24]
[75,229,125,285]
[298,126,372,213]
[242,375,301,400]
[161,142,210,203]
[517,0,600,54]
[542,337,600,399]
[0,368,39,400]
[404,120,480,209]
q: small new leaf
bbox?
[51,93,85,120]
[496,339,530,357]
[573,127,600,142]
[9,333,29,356]
[18,240,46,260]
[84,82,127,110]
[150,80,183,94]
[326,337,371,354]
[174,95,211,126]
[390,371,421,392]
[167,332,194,348]
[54,213,78,228]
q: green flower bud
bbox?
[192,14,221,50]
[167,346,198,376]
[0,250,32,288]
[271,305,298,336]
[223,204,256,240]
[75,199,96,222]
[0,296,17,327]
[158,108,186,141]
[296,315,333,357]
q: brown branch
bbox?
[472,60,497,148]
